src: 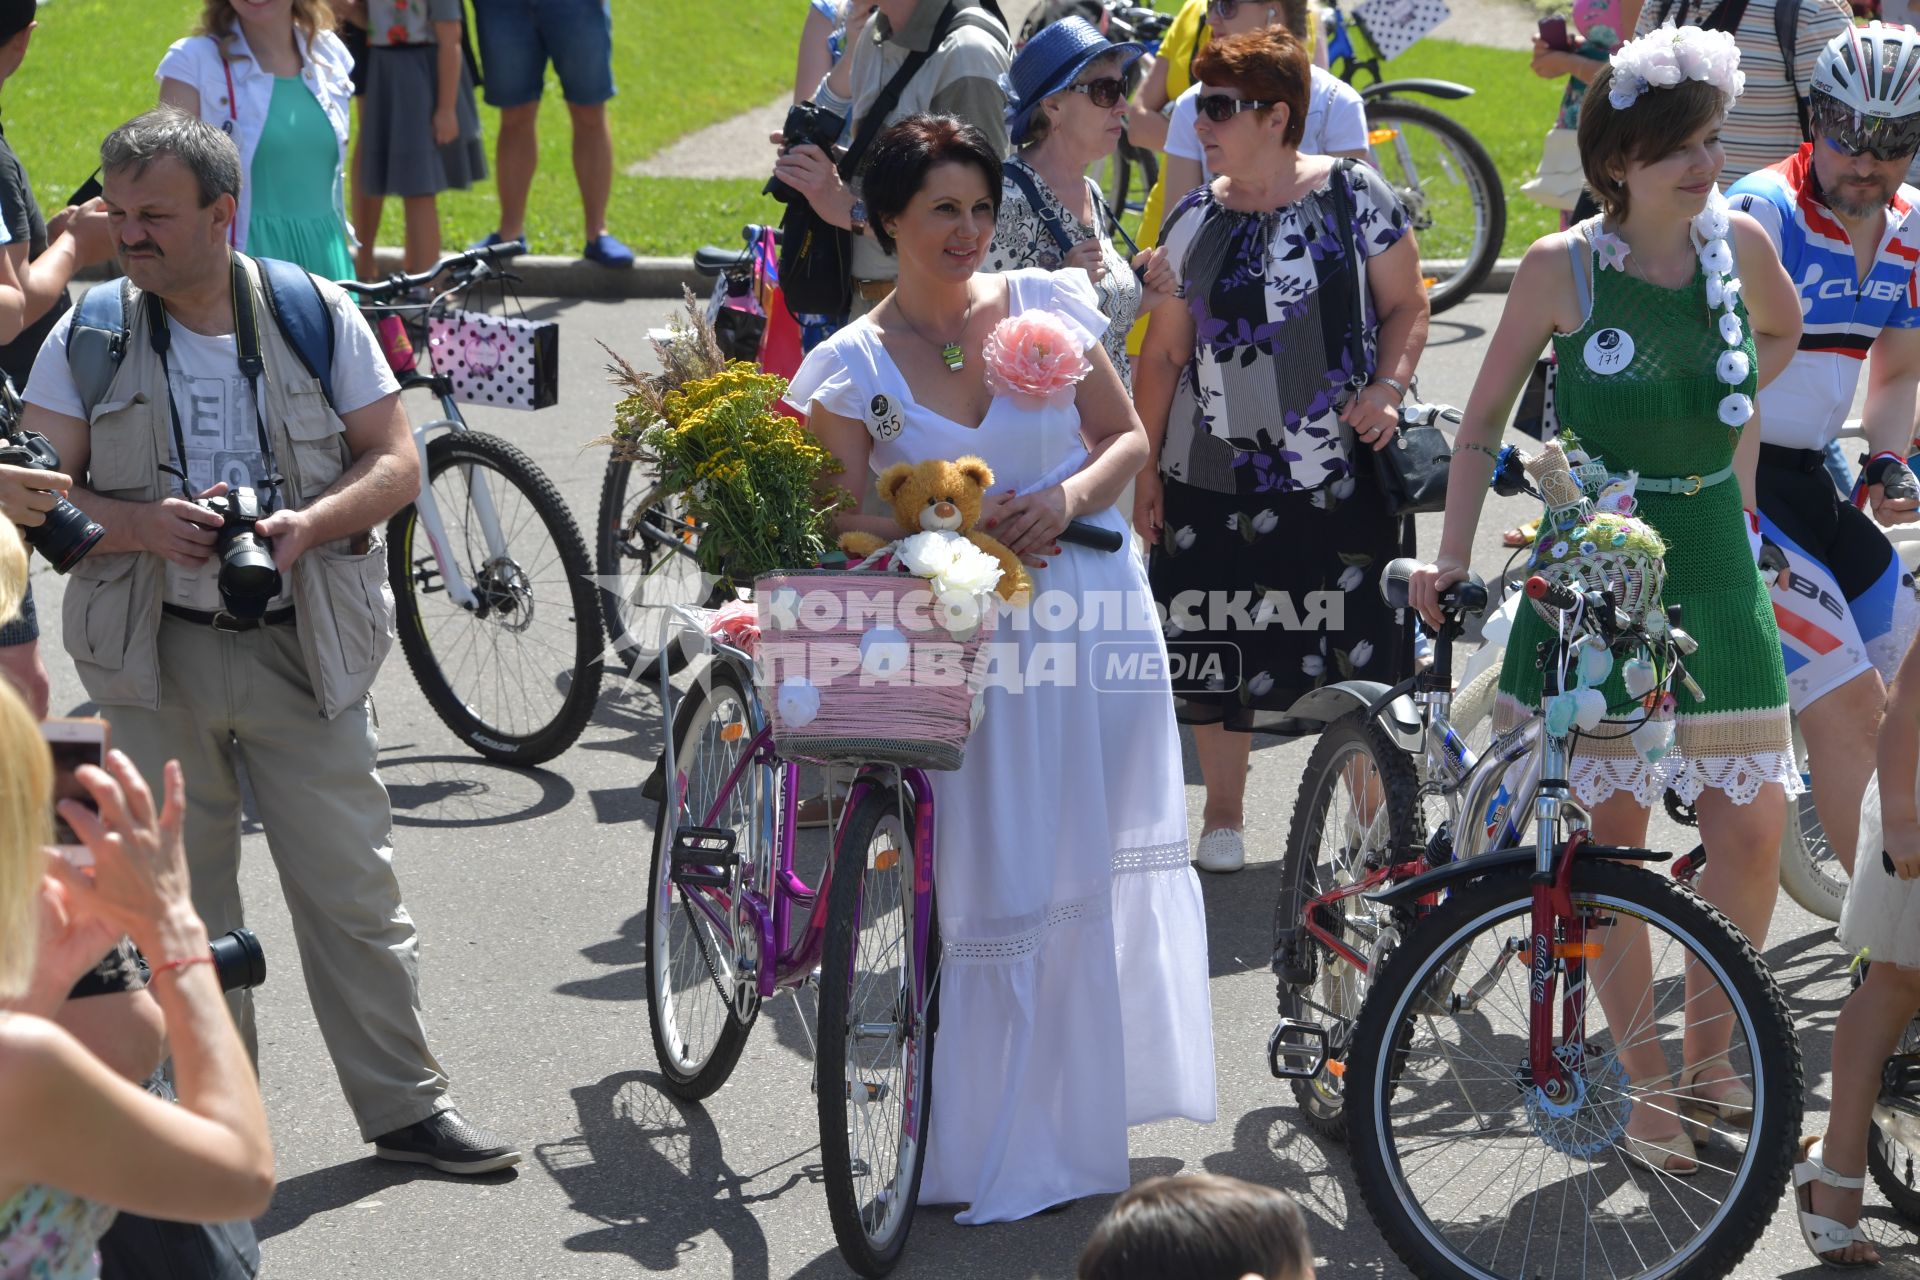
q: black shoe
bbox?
[372,1109,521,1175]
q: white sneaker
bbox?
[1193,828,1245,874]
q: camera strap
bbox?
[146,255,283,506]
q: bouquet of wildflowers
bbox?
[597,293,848,586]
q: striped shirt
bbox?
[1636,0,1853,187]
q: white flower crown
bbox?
[1608,24,1745,110]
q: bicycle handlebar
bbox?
[338,238,528,301]
[1059,519,1123,553]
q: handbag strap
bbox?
[838,2,973,181]
[1005,159,1078,257]
[1327,158,1369,394]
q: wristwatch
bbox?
[849,198,869,238]
[1370,374,1409,402]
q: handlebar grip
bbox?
[1524,574,1579,613]
[1888,849,1901,877]
[473,238,528,261]
[1059,519,1123,553]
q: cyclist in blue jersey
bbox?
[1727,22,1920,886]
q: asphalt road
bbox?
[27,292,1915,1278]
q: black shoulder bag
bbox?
[778,1,976,316]
[1328,158,1457,516]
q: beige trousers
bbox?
[105,614,449,1140]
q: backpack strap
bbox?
[252,255,337,408]
[66,278,135,422]
[1775,0,1808,141]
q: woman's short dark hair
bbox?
[1076,1175,1312,1280]
[1191,27,1310,149]
[862,115,1004,255]
[1577,69,1728,220]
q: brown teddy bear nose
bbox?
[933,501,957,519]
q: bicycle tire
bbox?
[1777,718,1845,921]
[1273,709,1422,1138]
[1364,98,1505,315]
[1347,859,1801,1280]
[388,431,603,764]
[644,660,760,1100]
[818,782,938,1277]
[1447,661,1501,749]
[596,456,725,682]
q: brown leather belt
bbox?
[855,278,895,303]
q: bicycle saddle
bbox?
[1379,556,1488,617]
[693,245,753,275]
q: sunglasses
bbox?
[1208,0,1245,16]
[1069,76,1129,109]
[1811,96,1920,162]
[1197,93,1276,123]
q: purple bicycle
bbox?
[639,603,940,1276]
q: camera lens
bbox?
[207,927,266,991]
[216,532,282,616]
[24,497,105,573]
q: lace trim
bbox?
[1570,748,1802,808]
[944,890,1111,966]
[1114,841,1190,874]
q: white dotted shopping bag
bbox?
[1353,0,1451,61]
[426,309,560,411]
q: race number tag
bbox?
[866,393,904,442]
[1583,327,1635,376]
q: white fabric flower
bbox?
[1716,349,1751,384]
[1719,312,1745,346]
[896,530,960,579]
[1247,670,1275,697]
[1609,26,1744,109]
[1302,654,1326,677]
[1351,639,1375,668]
[933,543,1003,599]
[1252,509,1279,534]
[1338,565,1365,592]
[860,627,911,678]
[1700,238,1734,276]
[1173,525,1197,550]
[1331,475,1357,500]
[937,590,987,639]
[1692,189,1731,241]
[1718,392,1754,427]
[777,677,821,727]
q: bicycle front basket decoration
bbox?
[428,307,559,411]
[753,569,995,771]
[1352,0,1451,59]
[1524,440,1668,627]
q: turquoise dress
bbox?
[246,76,353,282]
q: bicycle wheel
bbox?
[388,431,603,764]
[818,782,938,1277]
[644,660,761,1099]
[596,456,724,681]
[1364,99,1505,316]
[1347,860,1800,1280]
[1777,717,1845,921]
[1273,709,1422,1138]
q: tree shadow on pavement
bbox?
[538,1070,823,1276]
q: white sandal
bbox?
[1794,1135,1878,1268]
[1193,828,1245,874]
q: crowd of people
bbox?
[12,0,1920,1274]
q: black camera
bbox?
[764,100,846,205]
[208,927,266,992]
[0,429,105,573]
[194,487,280,618]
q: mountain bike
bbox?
[639,603,942,1276]
[342,244,603,765]
[1277,548,1800,1277]
[1322,0,1505,314]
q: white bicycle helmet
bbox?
[1809,22,1920,157]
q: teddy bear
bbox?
[838,455,1033,603]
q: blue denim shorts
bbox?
[472,0,616,108]
[0,582,36,647]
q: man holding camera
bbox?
[21,108,519,1175]
[773,0,1011,315]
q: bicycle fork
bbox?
[404,415,513,612]
[1524,708,1588,1103]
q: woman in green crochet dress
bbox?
[1410,27,1802,1178]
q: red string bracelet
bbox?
[149,954,214,980]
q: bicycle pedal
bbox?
[1268,1018,1330,1080]
[849,1079,891,1104]
[1884,1054,1920,1107]
[669,825,738,888]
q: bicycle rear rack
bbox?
[669,825,739,889]
[1268,1018,1331,1080]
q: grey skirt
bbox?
[358,43,487,197]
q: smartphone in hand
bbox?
[1538,14,1573,50]
[66,170,102,209]
[44,717,108,867]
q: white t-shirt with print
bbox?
[26,288,399,611]
[1164,67,1368,182]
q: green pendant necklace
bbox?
[897,292,975,373]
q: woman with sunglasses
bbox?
[1132,26,1428,874]
[986,18,1159,385]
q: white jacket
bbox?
[155,26,355,255]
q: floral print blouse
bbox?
[0,1183,116,1280]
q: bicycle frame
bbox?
[395,374,512,615]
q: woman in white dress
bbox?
[786,114,1216,1224]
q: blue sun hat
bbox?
[1003,16,1145,147]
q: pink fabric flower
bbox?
[981,310,1092,399]
[706,598,760,657]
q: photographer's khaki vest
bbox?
[62,256,396,718]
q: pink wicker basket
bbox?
[753,568,995,771]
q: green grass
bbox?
[12,0,799,257]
